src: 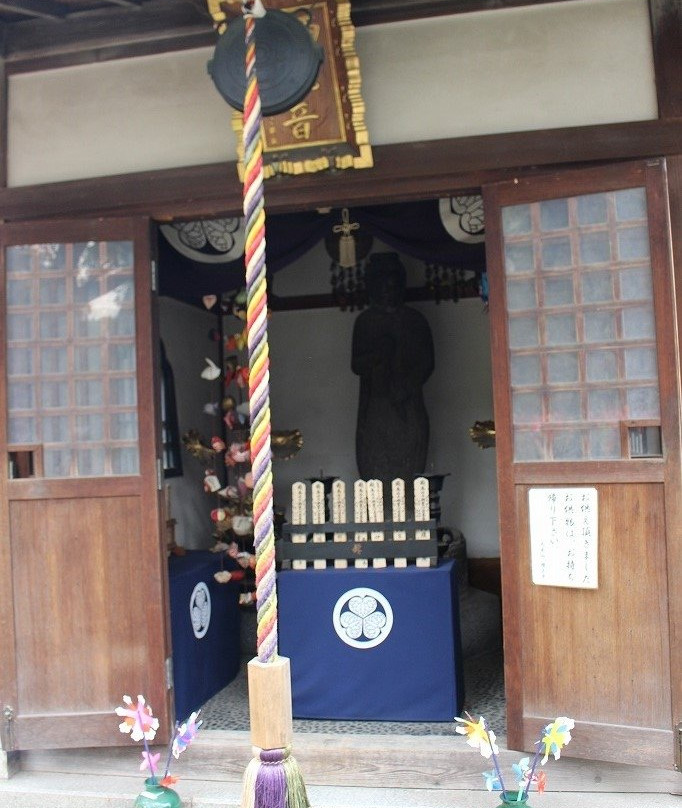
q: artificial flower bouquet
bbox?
[115,694,202,802]
[455,712,574,805]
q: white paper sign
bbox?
[529,487,598,589]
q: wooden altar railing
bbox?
[278,477,437,569]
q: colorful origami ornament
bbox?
[201,357,221,381]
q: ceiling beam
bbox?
[0,0,69,20]
[3,0,585,74]
[0,118,679,223]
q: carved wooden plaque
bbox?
[208,0,372,178]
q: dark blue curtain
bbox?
[158,201,485,309]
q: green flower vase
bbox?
[134,777,182,808]
[495,791,529,807]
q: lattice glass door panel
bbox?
[502,187,661,462]
[6,240,139,477]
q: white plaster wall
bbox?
[7,0,656,186]
[159,296,222,551]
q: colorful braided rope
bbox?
[242,8,277,665]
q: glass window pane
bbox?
[75,379,104,407]
[40,312,68,339]
[509,316,539,349]
[588,389,622,420]
[541,237,572,269]
[7,279,33,306]
[110,377,137,406]
[7,313,34,340]
[41,381,69,408]
[110,412,139,441]
[36,244,66,271]
[510,354,542,386]
[8,347,34,376]
[506,279,536,310]
[549,391,582,421]
[586,350,618,382]
[581,270,613,303]
[624,347,658,380]
[618,227,650,261]
[40,347,68,374]
[74,277,101,304]
[111,447,140,475]
[9,382,35,409]
[74,345,101,372]
[6,245,33,274]
[579,231,611,265]
[77,448,105,476]
[619,267,653,301]
[514,430,544,461]
[543,276,574,306]
[8,416,36,443]
[43,415,69,443]
[5,237,139,479]
[545,314,576,346]
[513,392,543,424]
[615,187,647,221]
[547,351,579,384]
[75,414,104,441]
[503,187,660,464]
[505,242,534,273]
[588,427,621,459]
[44,449,72,477]
[107,241,134,269]
[109,309,135,337]
[39,278,66,305]
[584,310,617,343]
[627,386,660,419]
[502,204,532,235]
[74,310,102,338]
[622,306,655,340]
[109,342,135,370]
[540,199,569,231]
[577,193,608,225]
[552,430,585,460]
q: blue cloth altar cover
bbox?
[168,551,241,721]
[278,560,463,721]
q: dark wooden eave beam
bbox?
[0,117,679,223]
[0,0,69,21]
[3,0,592,73]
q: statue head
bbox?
[366,253,406,312]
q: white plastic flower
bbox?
[339,595,386,640]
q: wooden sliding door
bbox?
[484,160,680,768]
[0,217,170,749]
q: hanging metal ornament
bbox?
[325,208,373,311]
[208,1,324,116]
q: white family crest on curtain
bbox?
[439,195,486,244]
[160,218,245,264]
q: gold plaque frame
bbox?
[207,0,373,178]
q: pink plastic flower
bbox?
[115,695,159,742]
[140,751,161,774]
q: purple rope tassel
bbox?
[254,749,288,808]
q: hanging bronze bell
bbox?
[208,8,324,117]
